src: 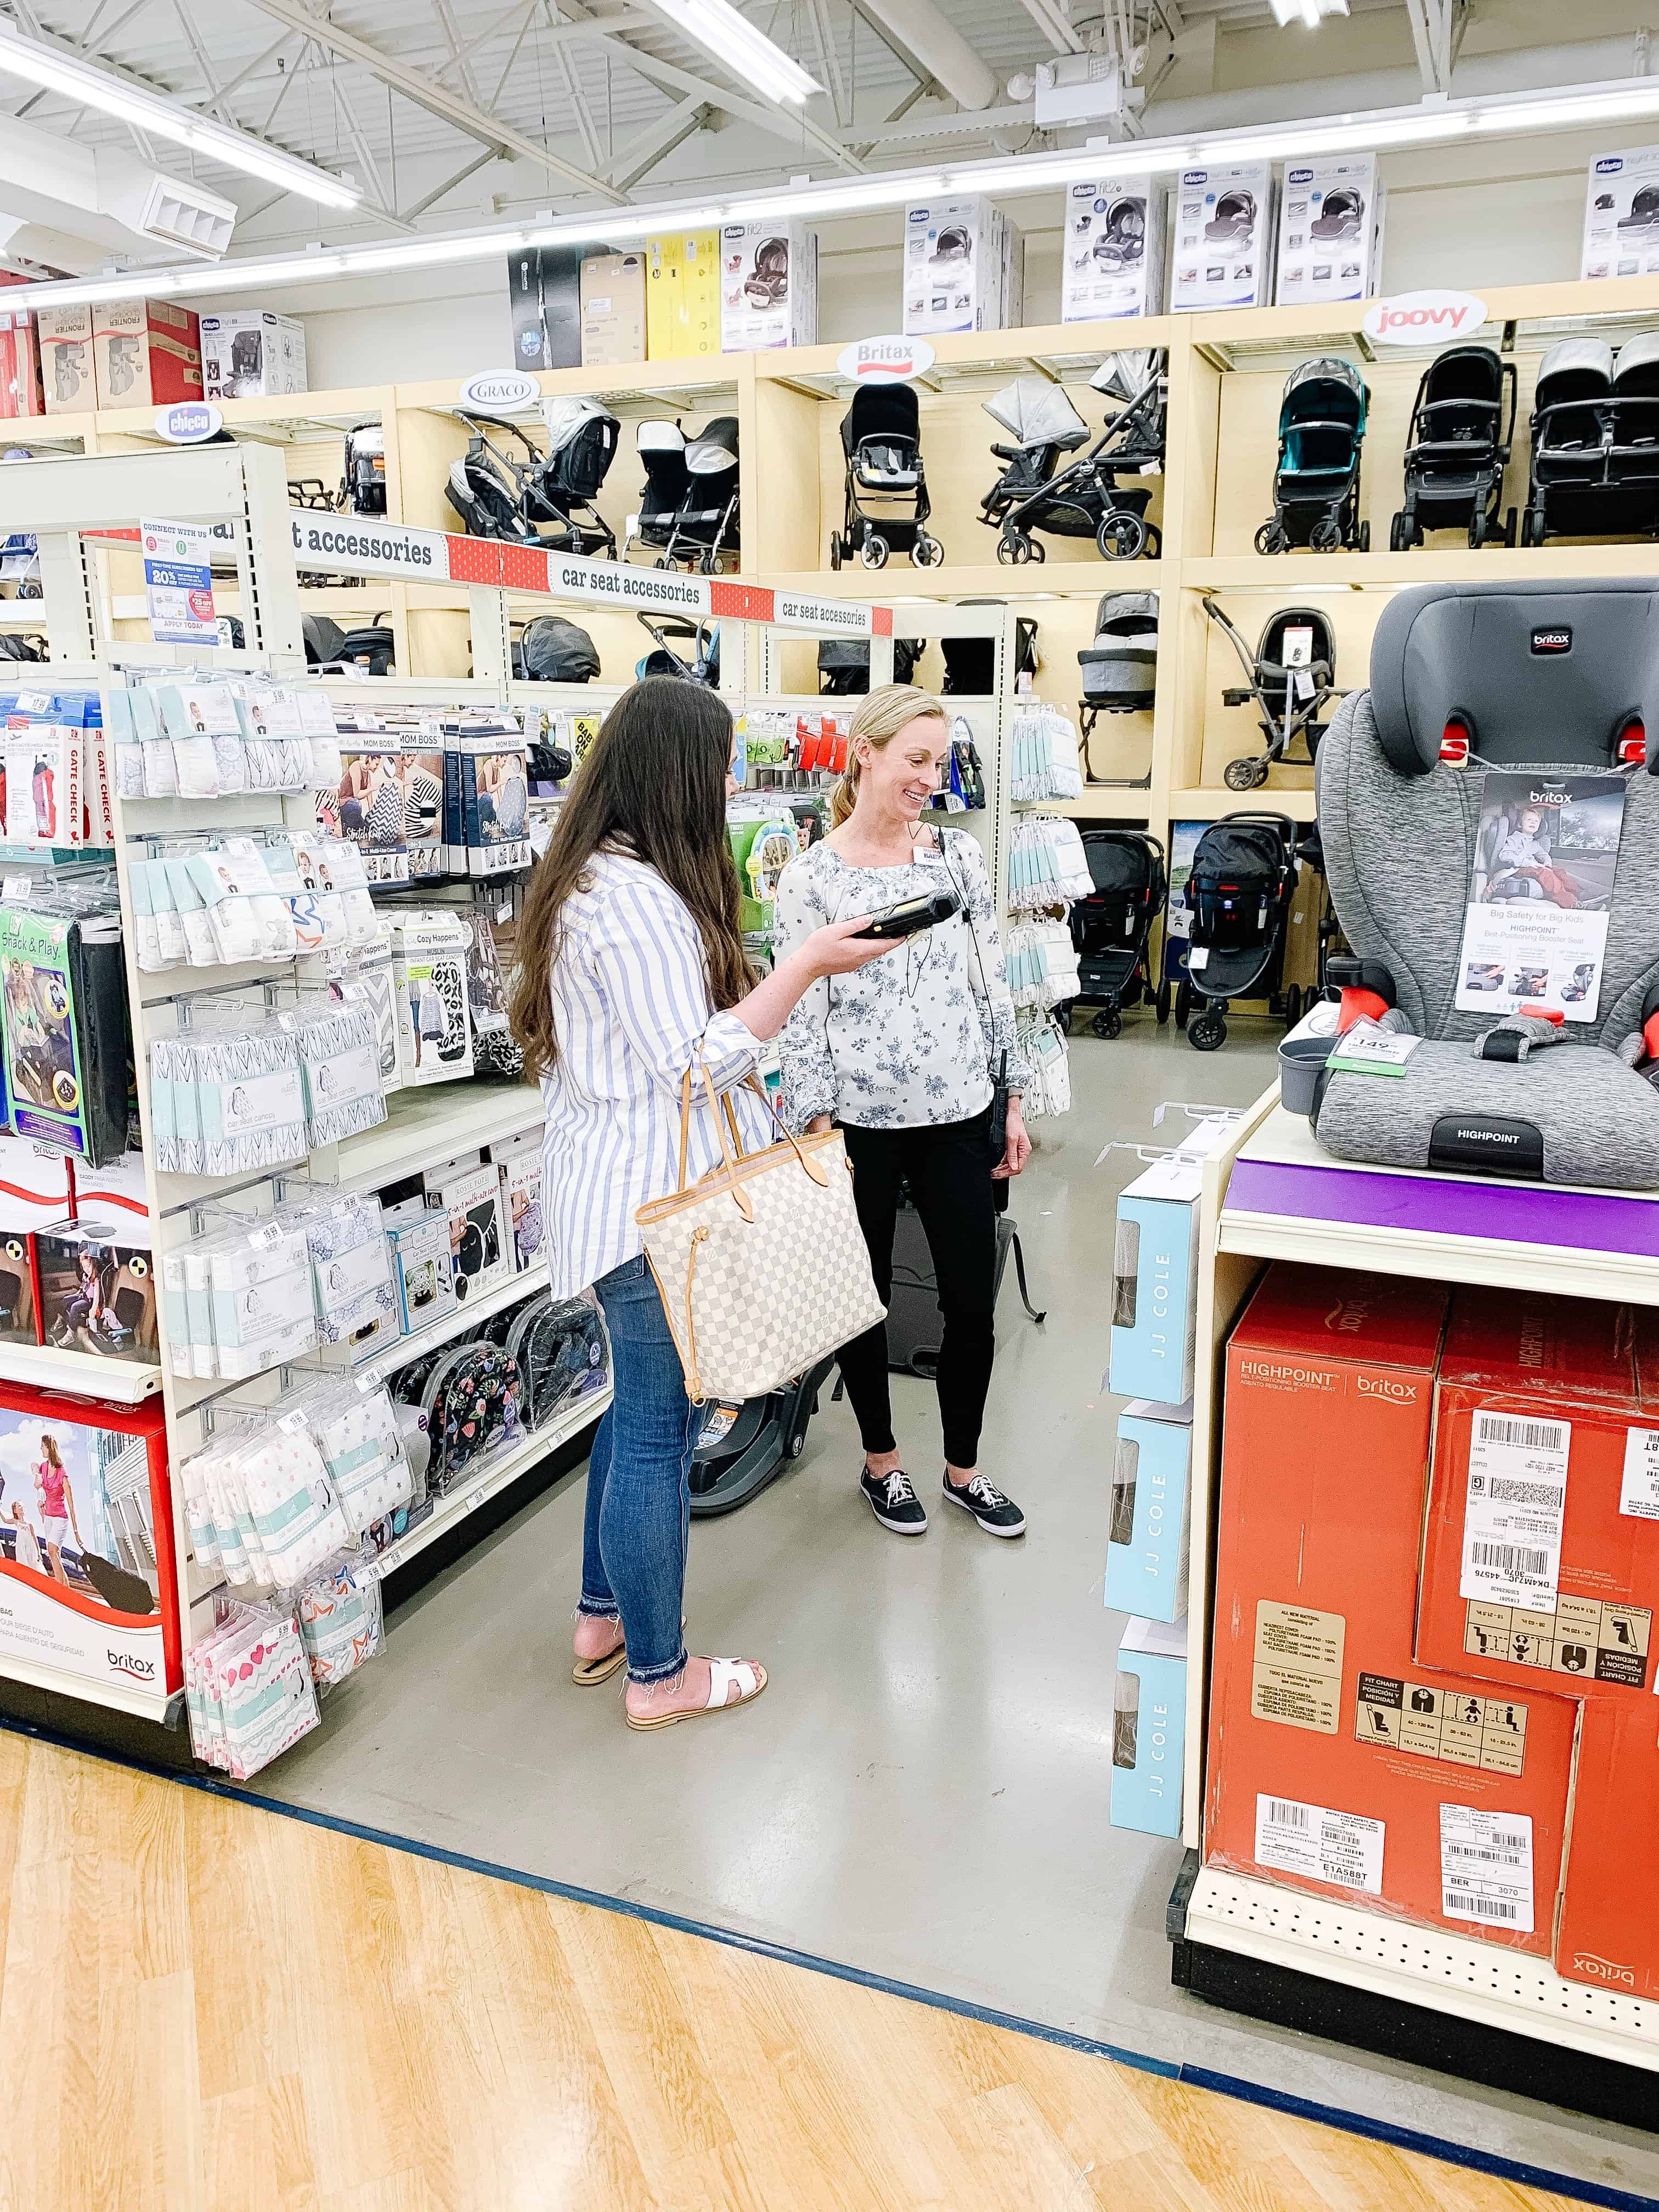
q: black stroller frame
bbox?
[829,381,943,572]
[980,353,1166,566]
[446,408,619,559]
[1203,598,1348,792]
[1062,828,1169,1039]
[1176,809,1303,1051]
[1391,345,1517,550]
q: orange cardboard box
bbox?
[1417,1289,1658,1703]
[1556,1696,1659,1999]
[0,307,43,417]
[1205,1263,1578,1956]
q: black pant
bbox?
[838,1111,996,1470]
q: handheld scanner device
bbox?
[853,888,961,940]
[1325,955,1396,1033]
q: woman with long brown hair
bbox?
[511,676,896,1730]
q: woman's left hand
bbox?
[992,1099,1030,1179]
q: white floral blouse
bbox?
[772,828,1029,1134]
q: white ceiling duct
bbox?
[0,117,235,276]
[856,0,999,111]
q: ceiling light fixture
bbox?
[16,69,1659,311]
[634,0,820,105]
[1268,0,1348,23]
[0,16,360,209]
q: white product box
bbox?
[1170,162,1276,312]
[1062,176,1166,323]
[423,1153,511,1307]
[1274,155,1384,307]
[903,196,1015,336]
[1581,146,1659,280]
[199,311,308,399]
[719,222,817,351]
[1105,1398,1192,1624]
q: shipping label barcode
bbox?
[1445,1843,1525,1864]
[1493,1830,1529,1849]
[1470,1541,1549,1578]
[1268,1799,1309,1829]
[1477,1417,1567,1452]
[1446,1894,1519,1920]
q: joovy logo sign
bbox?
[836,336,935,385]
[1362,289,1487,346]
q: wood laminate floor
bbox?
[0,1730,1590,2212]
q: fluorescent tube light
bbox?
[0,17,360,209]
[635,0,820,105]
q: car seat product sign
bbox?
[1061,176,1165,323]
[1276,154,1384,308]
[1170,162,1274,312]
[1454,770,1624,1022]
[1581,145,1659,280]
[141,514,217,646]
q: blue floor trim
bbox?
[3,1708,1652,2210]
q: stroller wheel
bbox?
[1468,512,1487,550]
[913,533,945,568]
[859,534,889,570]
[1255,522,1288,556]
[1175,977,1191,1031]
[1224,755,1269,792]
[829,535,843,570]
[1091,1009,1122,1040]
[1525,505,1547,548]
[1189,1012,1227,1052]
[699,553,724,574]
[996,531,1025,565]
[1389,512,1410,552]
[1143,523,1163,560]
[1283,984,1304,1029]
[1097,511,1146,561]
[1357,519,1371,552]
[1310,516,1341,554]
[1155,978,1172,1026]
[654,556,672,569]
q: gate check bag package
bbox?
[1205,1263,1578,1953]
[1417,1287,1659,1702]
[636,1063,883,1404]
[0,900,129,1164]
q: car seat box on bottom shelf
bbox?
[1417,1289,1659,1703]
[1205,1263,1578,1955]
[1555,1697,1659,1997]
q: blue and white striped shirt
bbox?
[539,850,772,1300]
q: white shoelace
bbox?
[882,1470,916,1506]
[966,1475,1008,1508]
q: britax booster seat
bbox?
[1309,578,1659,1188]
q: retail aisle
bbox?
[253,1024,1659,2204]
[0,1729,1598,2211]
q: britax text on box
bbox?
[1111,1615,1187,1838]
[1106,1398,1191,1623]
[1108,1115,1234,1406]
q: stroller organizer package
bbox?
[625,417,740,573]
[1523,335,1659,546]
[1392,345,1517,550]
[980,349,1166,565]
[1177,811,1301,1051]
[1078,592,1158,752]
[1256,356,1370,554]
[1302,578,1659,1190]
[830,382,942,571]
[1203,599,1345,791]
[1066,830,1168,1039]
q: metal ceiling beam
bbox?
[431,0,535,88]
[237,0,630,201]
[397,144,498,221]
[1402,0,1464,92]
[604,93,710,187]
[1017,0,1083,57]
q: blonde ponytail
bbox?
[831,682,948,827]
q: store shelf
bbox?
[771,562,1163,602]
[316,1079,544,1193]
[0,1648,177,1725]
[1187,545,1659,592]
[1170,787,1317,822]
[1184,1867,1659,2073]
[1051,790,1155,820]
[0,1340,162,1404]
[1218,1103,1659,1306]
[359,1381,609,1587]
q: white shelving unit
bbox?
[1174,1086,1659,2081]
[0,1342,162,1405]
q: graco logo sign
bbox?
[1362,289,1487,346]
[458,372,539,413]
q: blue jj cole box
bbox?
[1110,1615,1188,1839]
[1108,1115,1234,1406]
[1105,1398,1192,1624]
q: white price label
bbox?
[1621,1426,1659,1523]
[1327,1024,1423,1077]
[247,1222,286,1252]
[1254,1793,1384,1895]
[14,691,51,714]
[355,1362,387,1395]
[1440,1804,1534,1933]
[2,874,31,903]
[276,1408,310,1435]
[1459,1409,1570,1612]
[1186,946,1209,972]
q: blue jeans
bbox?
[579,1253,695,1684]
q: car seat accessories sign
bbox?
[141,516,217,646]
[458,372,540,413]
[152,402,223,443]
[837,336,935,384]
[1361,289,1487,346]
[1453,770,1625,1023]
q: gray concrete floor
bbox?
[256,1018,1659,2200]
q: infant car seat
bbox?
[743,238,789,307]
[1206,190,1256,246]
[1310,579,1659,1188]
[1310,187,1364,244]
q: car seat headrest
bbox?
[1368,579,1659,776]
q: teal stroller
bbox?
[1256,356,1371,554]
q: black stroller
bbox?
[1203,599,1346,791]
[341,421,387,515]
[980,349,1166,565]
[1065,830,1167,1039]
[1078,591,1158,754]
[628,421,689,563]
[1256,357,1370,554]
[445,412,546,544]
[1391,346,1517,550]
[830,382,942,571]
[1176,811,1302,1051]
[626,417,739,573]
[817,637,924,695]
[941,611,1039,695]
[527,397,619,558]
[514,616,599,682]
[1522,334,1659,545]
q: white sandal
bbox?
[624,1656,769,1732]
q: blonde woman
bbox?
[774,685,1032,1541]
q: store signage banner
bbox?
[836,335,935,383]
[153,402,224,444]
[288,510,453,580]
[1362,289,1488,346]
[140,515,218,644]
[458,371,541,413]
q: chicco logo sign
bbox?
[1361,290,1488,346]
[1571,1952,1636,1987]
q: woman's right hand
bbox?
[801,917,903,978]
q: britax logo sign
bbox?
[1361,290,1488,346]
[837,335,935,385]
[1356,1374,1418,1403]
[1571,1951,1636,1987]
[108,1649,155,1683]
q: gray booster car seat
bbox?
[1310,578,1659,1188]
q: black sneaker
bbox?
[943,1473,1026,1538]
[861,1465,929,1536]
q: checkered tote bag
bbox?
[636,1061,884,1404]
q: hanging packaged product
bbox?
[307,1376,415,1535]
[296,686,344,788]
[1171,162,1276,311]
[33,1213,156,1364]
[301,1188,400,1361]
[1007,706,1084,804]
[154,679,247,798]
[390,912,474,1086]
[1062,176,1166,323]
[462,900,523,1077]
[423,1152,511,1306]
[299,924,399,1092]
[0,894,129,1162]
[1454,771,1624,1024]
[294,1553,383,1686]
[184,838,298,965]
[332,736,410,881]
[1274,154,1385,308]
[443,721,532,877]
[148,1011,308,1178]
[186,1601,319,1778]
[402,736,448,879]
[3,685,111,849]
[1006,814,1093,913]
[287,994,387,1148]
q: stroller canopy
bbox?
[518,616,599,682]
[1613,330,1659,394]
[686,416,739,477]
[843,381,919,454]
[1091,591,1159,647]
[544,394,618,458]
[540,394,618,501]
[1536,337,1614,406]
[1091,349,1164,405]
[1082,830,1161,904]
[983,376,1088,452]
[1419,343,1503,412]
[1282,356,1367,431]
